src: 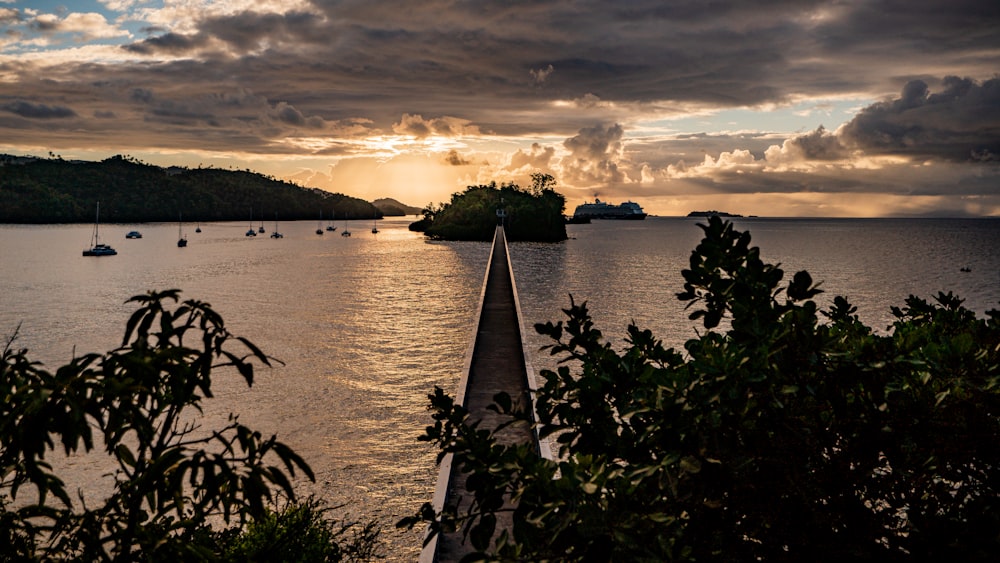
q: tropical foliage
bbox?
[212,496,381,562]
[420,173,567,242]
[0,290,379,561]
[0,155,380,223]
[402,216,1000,561]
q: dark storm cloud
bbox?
[123,32,207,55]
[840,77,1000,162]
[198,10,331,51]
[4,0,1000,197]
[1,100,77,119]
[31,0,991,139]
[782,126,848,161]
[392,114,480,137]
[130,88,154,104]
[443,149,471,166]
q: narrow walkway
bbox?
[422,226,540,563]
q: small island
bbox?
[411,173,567,242]
[687,210,744,218]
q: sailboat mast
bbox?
[94,201,101,246]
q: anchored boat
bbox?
[83,202,117,256]
[572,198,647,220]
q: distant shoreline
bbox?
[686,210,744,218]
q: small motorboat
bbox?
[126,230,142,239]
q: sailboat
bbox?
[341,214,351,237]
[258,208,266,233]
[195,222,202,233]
[83,201,117,256]
[326,208,336,232]
[371,217,379,234]
[316,210,324,235]
[177,212,188,247]
[270,212,283,238]
[245,206,257,237]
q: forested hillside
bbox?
[0,155,381,223]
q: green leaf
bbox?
[470,513,497,551]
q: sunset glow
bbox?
[1,1,998,216]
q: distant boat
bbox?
[195,222,202,233]
[572,198,647,220]
[270,213,283,238]
[316,210,324,235]
[326,208,337,231]
[258,208,266,233]
[686,210,743,218]
[341,214,351,236]
[245,206,257,237]
[177,212,188,247]
[83,201,117,256]
[126,230,142,239]
[372,218,379,234]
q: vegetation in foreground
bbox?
[5,214,999,561]
[0,290,381,561]
[402,216,1000,561]
[0,154,381,224]
[414,173,567,242]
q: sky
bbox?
[1,1,998,217]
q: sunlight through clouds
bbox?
[0,1,997,215]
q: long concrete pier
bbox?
[421,226,549,563]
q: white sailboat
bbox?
[326,208,337,231]
[83,201,117,256]
[177,212,188,247]
[270,212,283,238]
[245,206,257,237]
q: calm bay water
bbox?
[2,215,999,558]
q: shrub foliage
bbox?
[0,290,378,561]
[422,173,567,242]
[402,216,1000,561]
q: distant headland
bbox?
[687,210,744,218]
[0,154,418,224]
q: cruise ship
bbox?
[572,198,647,220]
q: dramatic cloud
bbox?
[443,149,471,166]
[509,143,556,171]
[839,77,1000,162]
[2,101,77,119]
[0,1,998,215]
[530,64,554,85]
[392,114,481,138]
[560,124,630,187]
[123,32,206,55]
